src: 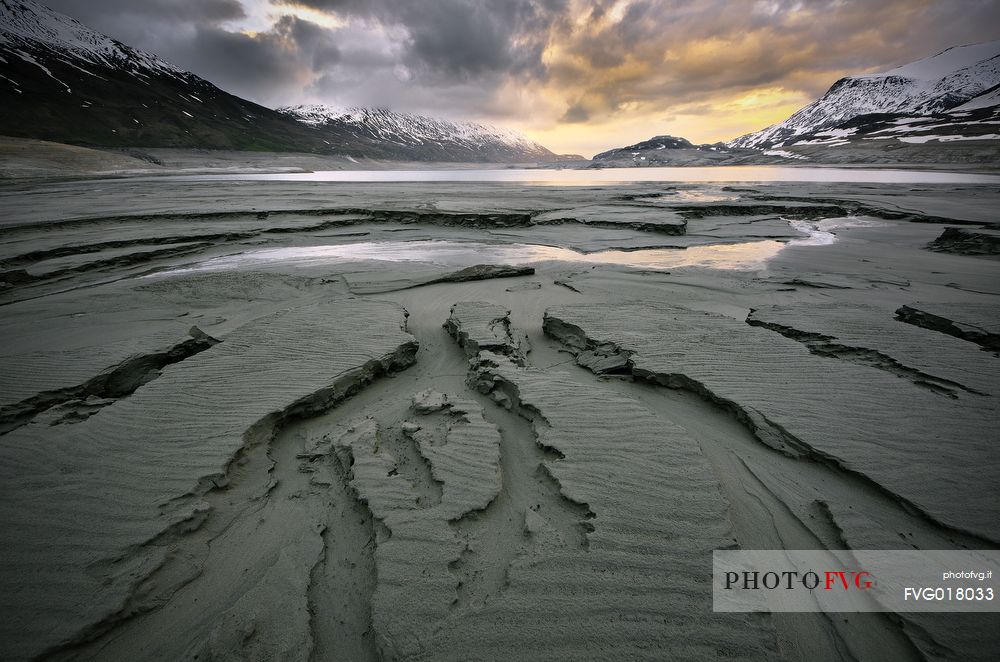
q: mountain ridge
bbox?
[728,40,1000,149]
[0,0,563,162]
[278,104,567,162]
[590,134,749,165]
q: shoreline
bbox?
[3,135,1000,183]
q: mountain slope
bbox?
[729,40,1000,149]
[593,135,697,157]
[278,105,562,162]
[0,0,335,151]
[590,135,744,165]
[0,0,563,161]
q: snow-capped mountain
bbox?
[278,105,562,162]
[590,135,743,165]
[0,0,564,160]
[0,0,329,151]
[729,40,1000,149]
[0,0,186,87]
[593,135,697,156]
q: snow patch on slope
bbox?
[949,85,1000,112]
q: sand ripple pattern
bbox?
[0,298,416,661]
[544,302,1000,542]
[423,302,781,661]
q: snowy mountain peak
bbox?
[876,40,1000,81]
[0,0,184,79]
[729,40,1000,149]
[278,104,557,161]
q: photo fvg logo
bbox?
[723,570,874,591]
[713,550,1000,613]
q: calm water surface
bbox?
[179,166,1000,184]
[160,217,881,274]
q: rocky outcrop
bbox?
[428,264,534,284]
[445,301,529,363]
[896,302,1000,351]
[926,226,1000,255]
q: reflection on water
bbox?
[787,216,886,246]
[158,216,882,276]
[175,166,1000,185]
[652,189,740,203]
[180,239,785,272]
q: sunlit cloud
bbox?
[269,2,345,30]
[41,0,1000,156]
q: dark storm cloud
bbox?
[176,23,307,101]
[37,0,1000,128]
[276,0,568,81]
[41,1,345,105]
[560,102,590,122]
[279,15,341,67]
[42,0,246,37]
[168,14,346,104]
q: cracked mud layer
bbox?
[0,179,998,661]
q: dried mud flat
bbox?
[0,178,998,661]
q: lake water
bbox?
[160,217,879,275]
[180,166,1000,185]
[168,239,787,272]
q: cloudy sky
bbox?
[43,0,1000,156]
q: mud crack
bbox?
[0,326,220,435]
[745,317,987,398]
